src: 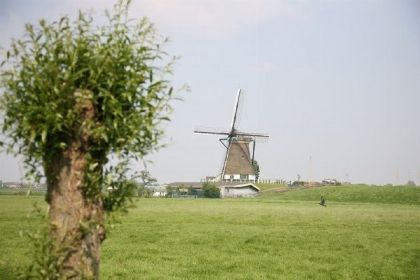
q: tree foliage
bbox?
[139,170,157,187]
[0,0,183,277]
[0,0,179,205]
[252,160,260,180]
[202,182,220,198]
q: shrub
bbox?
[202,182,220,198]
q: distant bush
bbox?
[406,180,416,187]
[137,184,153,197]
[202,182,220,198]
[165,186,184,197]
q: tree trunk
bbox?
[45,90,105,279]
[46,146,105,279]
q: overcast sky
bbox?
[1,0,419,185]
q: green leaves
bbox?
[41,130,47,144]
[0,0,182,193]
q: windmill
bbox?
[194,89,269,182]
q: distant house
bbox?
[219,183,260,198]
[3,182,23,188]
[204,176,218,182]
[167,181,261,198]
[152,191,167,197]
[322,179,340,185]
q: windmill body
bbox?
[223,138,255,181]
[194,89,268,182]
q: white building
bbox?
[152,191,167,197]
[219,183,260,198]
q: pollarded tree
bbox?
[0,1,181,278]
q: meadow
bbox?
[1,185,419,279]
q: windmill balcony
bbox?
[222,174,256,183]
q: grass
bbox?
[255,183,288,191]
[0,196,44,278]
[258,184,420,205]
[1,186,420,279]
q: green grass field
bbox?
[1,185,420,279]
[255,183,288,192]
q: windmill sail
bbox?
[230,89,242,132]
[194,89,269,182]
[194,130,230,136]
[220,139,232,180]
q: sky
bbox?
[0,0,419,185]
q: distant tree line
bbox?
[165,182,220,198]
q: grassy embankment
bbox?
[258,184,420,204]
[1,185,420,279]
[255,182,288,192]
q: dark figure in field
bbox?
[319,196,326,207]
